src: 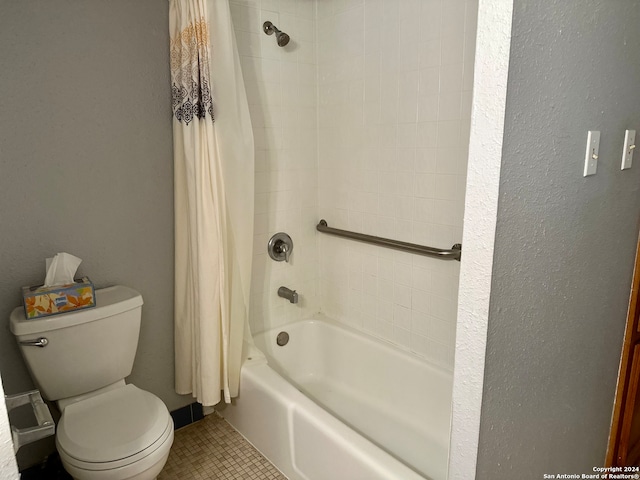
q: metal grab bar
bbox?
[316,219,462,261]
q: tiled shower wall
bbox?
[233,0,477,369]
[230,0,319,334]
[317,0,477,369]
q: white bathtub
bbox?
[222,316,453,480]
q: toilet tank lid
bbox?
[10,285,143,336]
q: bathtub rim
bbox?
[250,313,454,378]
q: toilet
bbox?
[9,285,174,480]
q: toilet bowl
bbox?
[56,384,174,480]
[10,286,174,480]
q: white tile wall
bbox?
[231,0,319,334]
[317,0,477,369]
[232,0,477,369]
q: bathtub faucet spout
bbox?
[278,286,298,304]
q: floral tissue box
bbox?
[22,277,95,319]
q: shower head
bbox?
[276,31,290,47]
[263,21,290,47]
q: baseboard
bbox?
[170,401,204,430]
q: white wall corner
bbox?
[448,0,514,479]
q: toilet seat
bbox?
[56,384,173,471]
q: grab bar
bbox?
[316,219,461,261]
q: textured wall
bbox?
[230,0,320,334]
[477,0,640,477]
[0,0,190,468]
[448,0,513,478]
[316,0,477,369]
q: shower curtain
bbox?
[170,0,254,405]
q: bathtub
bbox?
[221,316,453,480]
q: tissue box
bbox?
[22,277,95,319]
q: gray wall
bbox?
[477,1,640,477]
[0,0,191,468]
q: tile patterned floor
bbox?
[158,413,288,480]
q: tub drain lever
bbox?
[5,389,55,452]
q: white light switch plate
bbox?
[621,129,636,170]
[584,131,600,177]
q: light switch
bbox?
[621,129,636,170]
[584,131,600,177]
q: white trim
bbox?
[448,0,514,478]
[0,377,20,480]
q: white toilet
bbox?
[10,285,174,480]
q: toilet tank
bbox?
[10,285,144,401]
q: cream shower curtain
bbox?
[170,0,254,405]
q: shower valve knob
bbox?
[280,243,290,262]
[268,232,294,263]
